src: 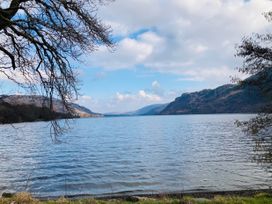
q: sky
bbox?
[2,0,272,113]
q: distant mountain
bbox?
[0,95,101,124]
[160,73,272,115]
[105,103,169,117]
[128,103,169,115]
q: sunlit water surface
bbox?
[0,114,272,197]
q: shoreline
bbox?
[2,189,272,204]
[20,189,272,200]
[98,189,272,200]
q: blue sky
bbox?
[1,0,272,113]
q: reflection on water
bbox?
[251,135,272,179]
[0,114,271,197]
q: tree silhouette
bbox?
[0,0,112,111]
[0,0,113,135]
[236,12,272,135]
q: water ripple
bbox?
[0,114,271,197]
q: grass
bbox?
[1,192,272,204]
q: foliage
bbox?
[0,101,72,123]
[236,12,272,135]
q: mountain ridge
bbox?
[160,77,272,115]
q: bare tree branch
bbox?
[0,0,113,135]
[236,12,272,135]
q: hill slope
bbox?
[0,95,101,124]
[161,77,272,115]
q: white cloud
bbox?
[152,80,160,89]
[88,34,160,70]
[116,92,134,101]
[110,89,163,113]
[76,90,163,114]
[139,32,165,45]
[0,69,35,84]
[85,0,272,84]
[173,0,222,17]
[74,0,272,112]
[76,81,183,113]
[191,44,209,54]
[74,95,101,112]
[79,95,92,102]
[116,90,161,103]
[138,90,161,102]
[105,20,129,36]
[178,66,242,82]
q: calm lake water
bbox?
[0,114,272,197]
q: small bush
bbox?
[14,192,38,204]
[254,192,271,198]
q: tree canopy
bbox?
[236,12,272,135]
[0,0,112,113]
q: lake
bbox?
[0,114,271,198]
